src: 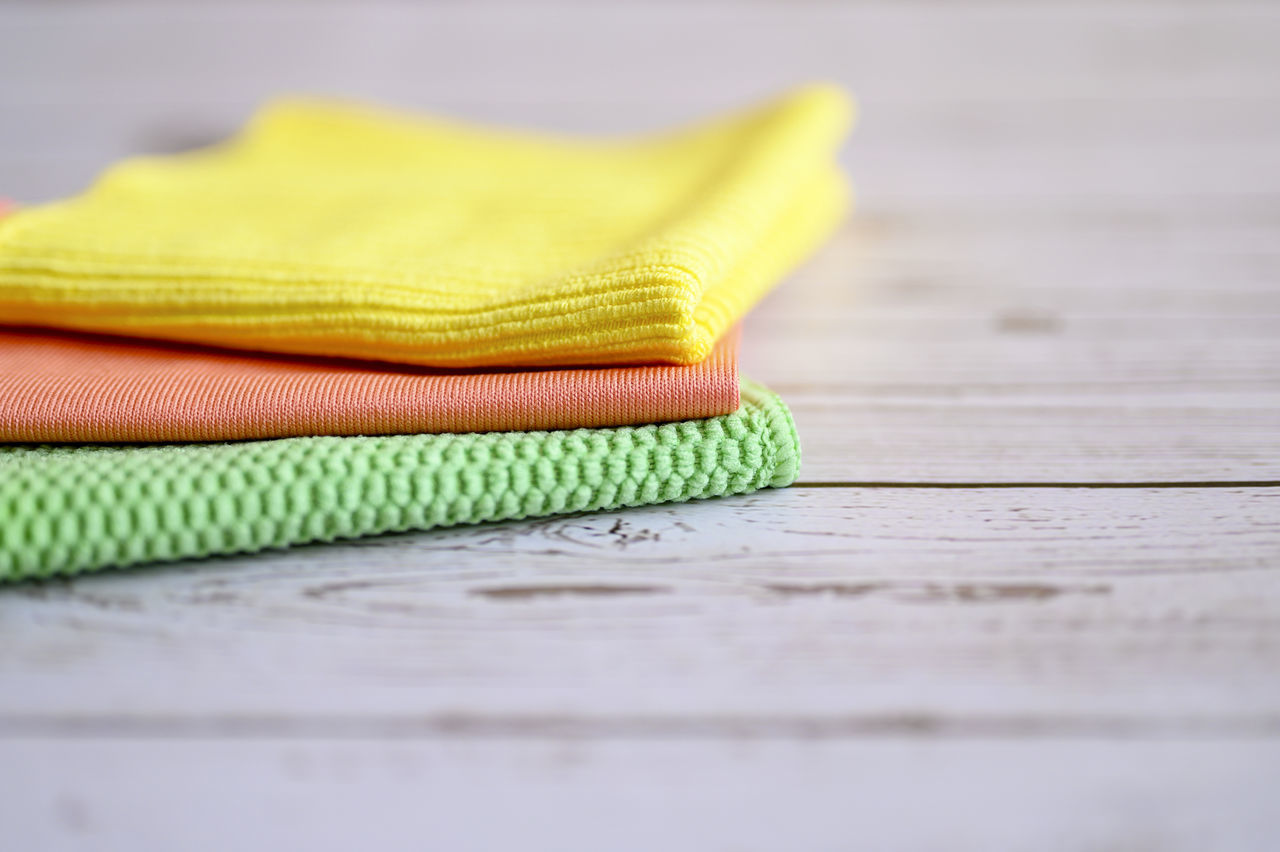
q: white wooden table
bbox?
[2,3,1279,849]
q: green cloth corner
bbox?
[0,379,799,581]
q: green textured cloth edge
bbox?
[0,378,799,582]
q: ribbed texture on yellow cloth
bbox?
[0,85,852,368]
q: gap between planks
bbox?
[2,713,1278,741]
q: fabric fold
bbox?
[0,326,741,442]
[0,85,852,368]
[0,379,800,581]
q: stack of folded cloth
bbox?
[0,84,853,582]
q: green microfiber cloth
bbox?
[0,379,799,581]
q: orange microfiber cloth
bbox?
[0,326,741,442]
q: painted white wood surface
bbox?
[2,488,1278,722]
[1,2,1279,850]
[5,740,1280,852]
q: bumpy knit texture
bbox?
[0,326,740,441]
[0,85,852,368]
[0,379,799,581]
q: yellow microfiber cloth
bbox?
[0,85,852,368]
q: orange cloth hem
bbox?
[0,326,740,442]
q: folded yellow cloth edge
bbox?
[0,84,855,368]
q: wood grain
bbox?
[1,489,1277,724]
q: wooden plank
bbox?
[6,4,1279,105]
[781,396,1280,482]
[3,739,1280,851]
[2,488,1277,723]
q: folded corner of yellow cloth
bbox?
[0,84,854,369]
